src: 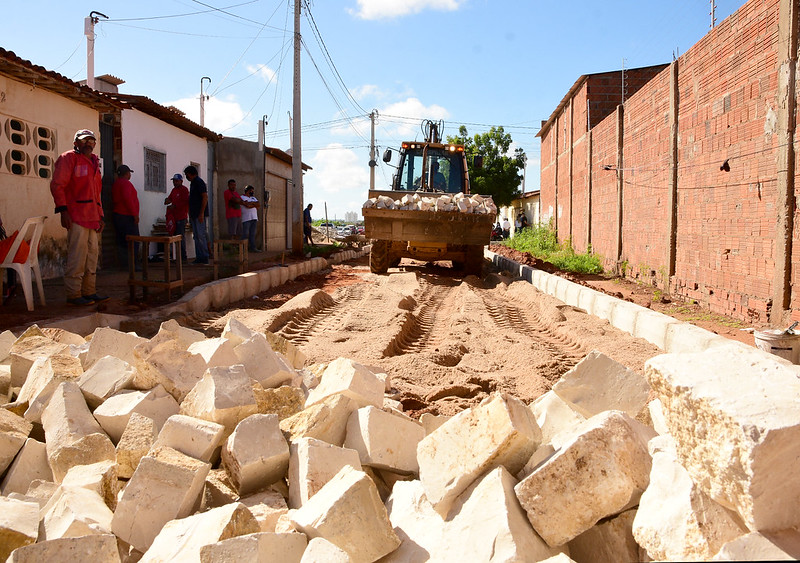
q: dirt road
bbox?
[182,257,661,416]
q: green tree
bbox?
[448,125,525,207]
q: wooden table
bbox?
[127,234,184,301]
[213,238,248,280]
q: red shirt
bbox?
[112,178,139,217]
[224,188,242,219]
[166,184,189,221]
[50,149,103,229]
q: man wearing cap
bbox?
[111,164,140,269]
[184,165,210,264]
[50,129,109,306]
[165,173,189,261]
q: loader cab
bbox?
[392,142,469,194]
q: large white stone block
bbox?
[240,489,289,532]
[531,390,586,448]
[632,435,747,561]
[61,460,118,511]
[711,530,800,560]
[1,437,52,495]
[187,336,239,368]
[264,331,307,370]
[305,358,385,410]
[568,509,641,563]
[140,502,260,562]
[344,406,424,474]
[645,346,800,532]
[0,496,39,560]
[199,532,308,563]
[116,412,158,479]
[221,413,289,496]
[41,485,113,540]
[93,385,179,443]
[77,355,136,409]
[179,365,259,438]
[515,410,655,547]
[418,392,541,516]
[9,334,69,387]
[153,413,226,463]
[290,466,400,563]
[0,330,17,362]
[0,408,32,474]
[235,333,295,388]
[288,437,361,509]
[133,338,208,402]
[552,350,651,419]
[41,381,116,482]
[111,446,211,552]
[16,354,83,424]
[83,327,146,370]
[280,394,357,447]
[300,537,352,562]
[6,534,121,563]
[385,468,558,563]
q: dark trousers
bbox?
[242,220,258,252]
[174,219,188,260]
[113,213,140,267]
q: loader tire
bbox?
[370,239,390,274]
[464,245,484,277]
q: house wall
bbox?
[265,159,293,252]
[0,73,100,276]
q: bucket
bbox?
[753,329,800,364]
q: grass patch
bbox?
[305,243,344,258]
[504,223,604,275]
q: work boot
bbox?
[67,296,94,306]
[83,293,109,303]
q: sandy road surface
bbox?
[180,258,661,416]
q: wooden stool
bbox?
[213,238,249,280]
[127,234,184,301]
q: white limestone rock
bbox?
[235,333,295,388]
[40,381,116,482]
[9,334,69,387]
[6,534,121,563]
[281,394,358,447]
[531,390,586,448]
[153,413,226,463]
[240,489,289,532]
[179,364,259,438]
[264,330,307,370]
[111,446,211,553]
[140,502,260,562]
[344,406,424,474]
[515,410,655,547]
[133,338,208,402]
[150,319,206,350]
[552,350,651,419]
[187,336,239,368]
[61,460,119,511]
[83,327,147,370]
[221,413,289,496]
[0,330,17,362]
[568,509,642,563]
[0,496,39,560]
[1,437,52,495]
[252,383,305,419]
[632,434,747,561]
[116,412,158,479]
[221,316,258,346]
[41,485,114,540]
[290,465,400,563]
[418,392,541,516]
[645,346,800,532]
[647,398,669,435]
[0,408,32,474]
[384,468,558,563]
[77,355,137,409]
[711,530,800,560]
[305,358,385,410]
[16,354,83,424]
[419,413,450,435]
[288,437,362,509]
[199,531,308,563]
[300,537,353,563]
[93,385,179,443]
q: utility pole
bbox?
[84,11,107,90]
[291,0,303,254]
[200,77,211,127]
[369,109,378,190]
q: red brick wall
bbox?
[588,111,620,270]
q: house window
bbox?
[0,116,55,178]
[144,147,167,192]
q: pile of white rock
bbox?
[0,319,798,562]
[363,192,497,215]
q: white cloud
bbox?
[304,144,371,219]
[245,63,277,84]
[380,97,450,138]
[349,0,465,20]
[166,94,245,134]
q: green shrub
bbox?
[503,222,604,275]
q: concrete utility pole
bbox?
[369,109,378,190]
[84,11,107,90]
[291,0,303,254]
[200,77,211,127]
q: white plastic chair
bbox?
[1,215,47,311]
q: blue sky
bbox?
[4,0,741,221]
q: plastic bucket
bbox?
[753,329,800,364]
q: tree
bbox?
[447,125,525,208]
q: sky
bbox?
[4,0,742,221]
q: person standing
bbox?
[184,165,210,264]
[111,164,140,269]
[224,179,243,238]
[240,185,260,252]
[303,203,314,246]
[50,129,108,306]
[165,173,189,261]
[501,217,511,239]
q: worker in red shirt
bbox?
[50,129,108,306]
[111,164,140,269]
[165,173,190,261]
[224,179,243,238]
